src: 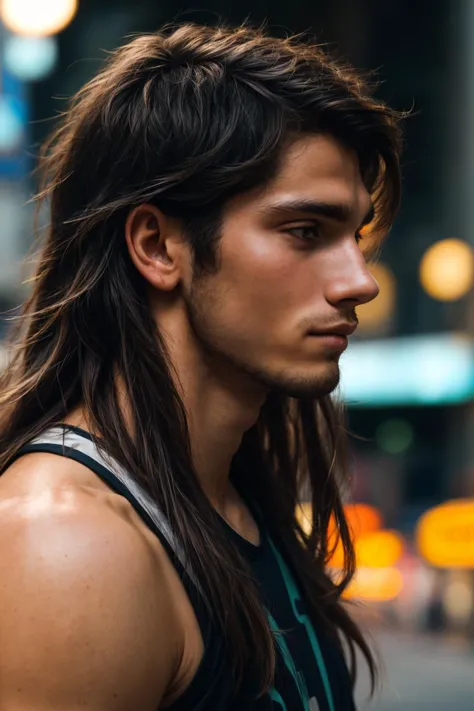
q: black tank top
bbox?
[15,425,356,711]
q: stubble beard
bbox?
[185,282,342,400]
[229,357,342,399]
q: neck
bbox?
[163,325,266,508]
[186,375,265,507]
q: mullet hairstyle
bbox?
[0,23,403,694]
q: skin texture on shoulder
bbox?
[0,453,195,711]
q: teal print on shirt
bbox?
[268,687,289,711]
[267,537,336,711]
[268,688,320,711]
[267,610,311,711]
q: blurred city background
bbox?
[1,0,474,709]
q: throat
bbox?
[213,485,261,547]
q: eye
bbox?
[287,225,364,245]
[287,225,322,242]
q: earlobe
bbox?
[125,204,181,292]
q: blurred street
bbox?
[355,629,474,710]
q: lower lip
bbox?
[308,334,348,351]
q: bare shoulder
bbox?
[0,454,183,711]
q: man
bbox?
[0,23,402,711]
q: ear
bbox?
[125,204,185,291]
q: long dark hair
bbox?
[0,23,403,694]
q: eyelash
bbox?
[287,226,364,244]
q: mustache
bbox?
[301,311,359,331]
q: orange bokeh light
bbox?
[342,566,404,601]
[416,499,474,568]
[297,502,383,568]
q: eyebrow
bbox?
[260,199,375,228]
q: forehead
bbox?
[264,133,370,207]
[221,133,368,220]
[222,133,373,228]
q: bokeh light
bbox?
[297,502,384,569]
[324,502,381,540]
[342,567,404,601]
[420,238,474,301]
[1,0,78,36]
[416,499,474,568]
[356,530,404,568]
[328,503,383,568]
[343,502,382,538]
[4,35,58,81]
[0,96,24,152]
[376,418,414,454]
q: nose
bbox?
[324,240,380,308]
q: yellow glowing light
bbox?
[357,262,396,332]
[355,530,404,568]
[297,502,383,569]
[1,0,77,36]
[420,238,474,302]
[342,566,403,601]
[416,499,474,568]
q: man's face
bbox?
[183,134,379,398]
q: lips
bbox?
[308,322,358,337]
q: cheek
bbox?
[219,237,318,322]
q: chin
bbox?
[251,361,341,399]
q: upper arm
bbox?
[0,490,180,711]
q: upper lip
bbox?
[309,323,358,337]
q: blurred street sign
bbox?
[340,333,474,406]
